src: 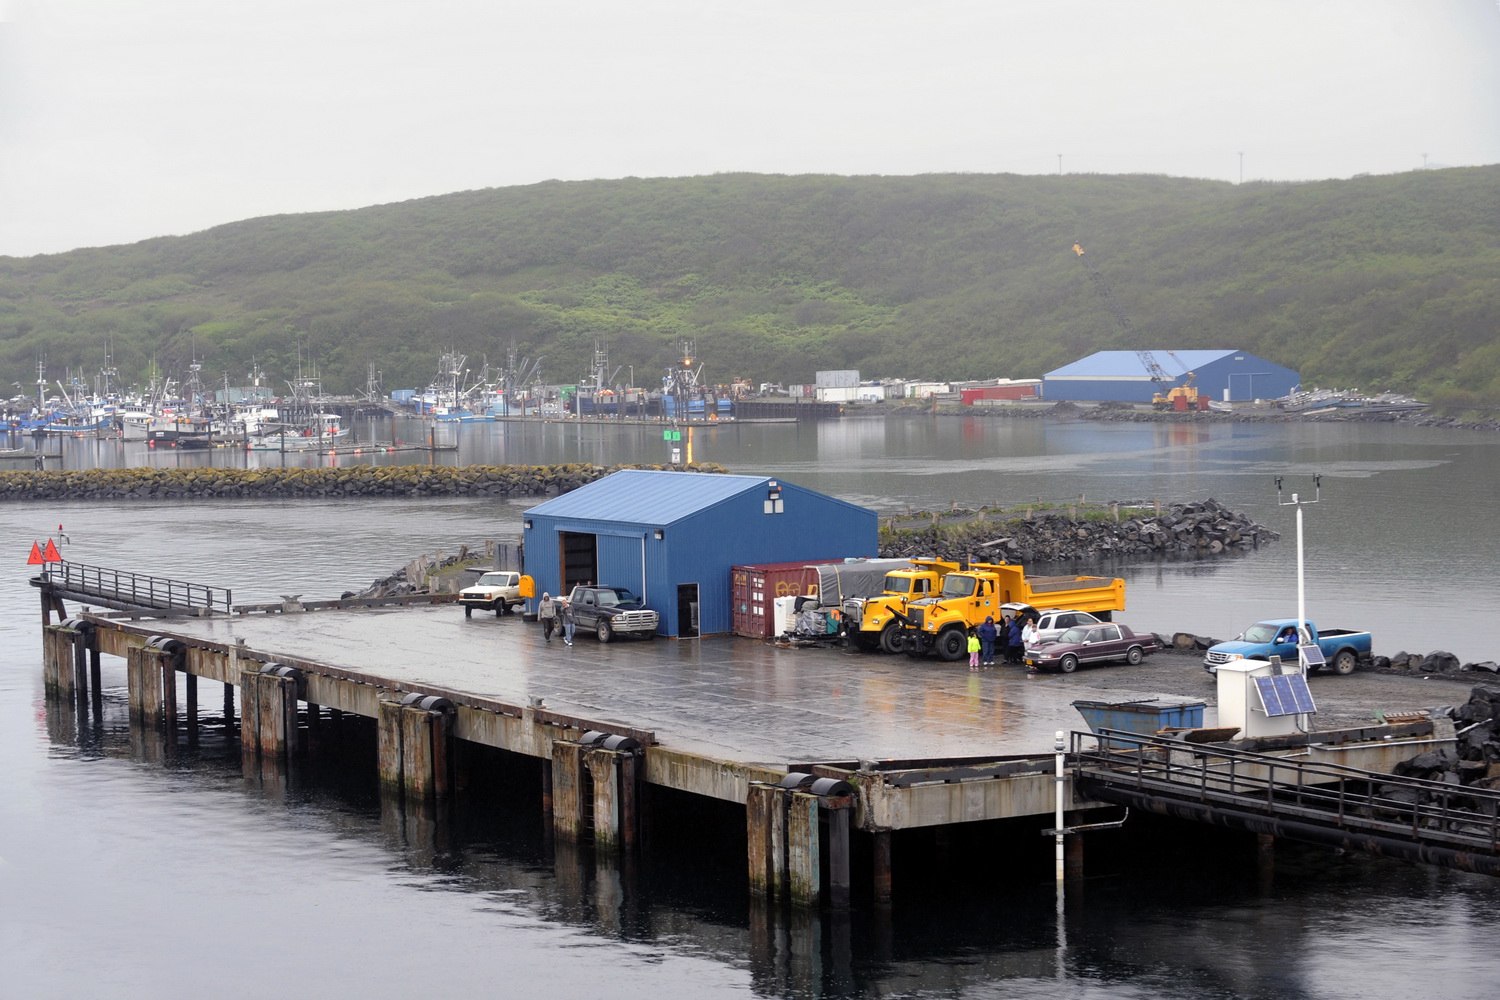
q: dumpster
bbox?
[1072,699,1205,736]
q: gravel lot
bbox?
[1079,647,1482,730]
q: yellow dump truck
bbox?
[900,562,1126,661]
[842,559,959,654]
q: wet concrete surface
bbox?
[161,607,1478,765]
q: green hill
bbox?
[2,169,1498,400]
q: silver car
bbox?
[1027,609,1103,647]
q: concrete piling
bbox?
[551,741,588,840]
[587,749,621,849]
[376,696,454,801]
[787,792,821,905]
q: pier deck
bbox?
[128,605,1181,764]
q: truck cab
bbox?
[566,585,660,642]
[844,559,957,653]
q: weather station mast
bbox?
[1276,474,1324,673]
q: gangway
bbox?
[1069,729,1500,875]
[33,560,233,616]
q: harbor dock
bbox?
[35,569,1500,911]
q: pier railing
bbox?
[1071,729,1500,869]
[43,560,233,615]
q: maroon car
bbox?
[1025,623,1158,673]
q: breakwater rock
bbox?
[878,498,1277,565]
[1391,687,1500,795]
[0,462,728,501]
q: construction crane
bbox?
[1071,242,1171,383]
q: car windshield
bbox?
[1058,626,1092,644]
[596,588,638,607]
[1242,624,1281,643]
[940,576,976,598]
[477,573,511,586]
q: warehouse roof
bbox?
[1045,350,1244,379]
[526,469,869,527]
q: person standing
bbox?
[538,592,557,642]
[977,616,998,667]
[561,597,576,646]
[1007,615,1025,664]
[967,627,981,671]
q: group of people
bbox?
[536,592,576,645]
[967,612,1039,670]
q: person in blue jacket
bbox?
[977,616,998,667]
[1007,616,1025,664]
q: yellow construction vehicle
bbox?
[899,562,1126,661]
[843,559,960,653]
[1152,371,1208,411]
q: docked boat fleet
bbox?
[7,364,348,451]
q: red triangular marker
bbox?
[27,542,44,565]
[42,539,61,562]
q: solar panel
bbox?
[1254,674,1318,717]
[1299,644,1327,668]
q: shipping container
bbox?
[731,561,819,638]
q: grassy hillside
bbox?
[2,169,1498,400]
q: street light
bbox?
[1276,475,1322,670]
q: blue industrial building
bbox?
[1041,350,1300,403]
[521,469,877,638]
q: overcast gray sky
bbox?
[2,0,1498,258]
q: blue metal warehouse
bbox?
[522,469,877,638]
[1042,350,1300,403]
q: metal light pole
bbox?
[1276,475,1321,667]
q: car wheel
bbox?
[936,628,967,662]
[880,624,907,655]
[1126,645,1144,665]
[597,620,613,643]
[464,606,473,618]
[497,602,508,616]
[1059,654,1079,674]
[1333,650,1357,675]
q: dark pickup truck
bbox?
[565,585,660,642]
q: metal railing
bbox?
[1070,729,1500,858]
[44,560,233,615]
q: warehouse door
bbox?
[677,583,700,638]
[558,532,597,594]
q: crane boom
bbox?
[1071,243,1171,382]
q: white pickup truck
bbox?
[459,570,523,617]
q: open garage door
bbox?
[558,532,597,594]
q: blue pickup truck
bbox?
[1203,619,1373,676]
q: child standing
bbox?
[967,628,981,670]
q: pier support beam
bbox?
[787,792,821,905]
[551,741,587,840]
[872,830,893,905]
[587,749,621,850]
[377,696,454,801]
[127,645,169,726]
[240,668,299,758]
[747,782,788,899]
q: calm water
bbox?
[3,416,1499,999]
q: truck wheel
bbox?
[1059,654,1079,673]
[936,628,967,662]
[1126,646,1144,665]
[597,620,613,643]
[851,631,880,652]
[880,624,907,655]
[1332,650,1357,675]
[464,606,473,618]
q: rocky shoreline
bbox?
[0,462,727,501]
[878,498,1276,565]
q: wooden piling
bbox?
[828,807,851,909]
[587,749,621,850]
[746,782,787,898]
[239,669,261,754]
[1065,833,1085,880]
[873,830,893,905]
[619,752,640,852]
[787,792,821,906]
[551,741,587,841]
[256,672,297,758]
[127,646,165,725]
[376,698,404,791]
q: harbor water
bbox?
[3,415,1499,998]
